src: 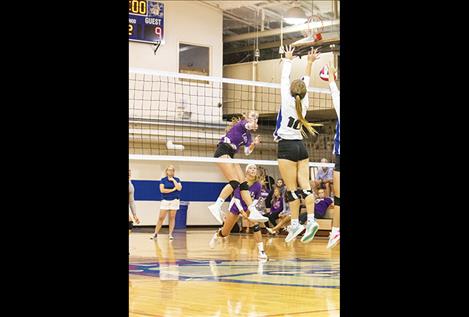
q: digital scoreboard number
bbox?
[129,1,164,44]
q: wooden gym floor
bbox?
[129,229,340,317]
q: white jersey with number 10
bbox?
[273,59,310,141]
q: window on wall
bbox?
[179,43,210,76]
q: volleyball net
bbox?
[129,67,338,169]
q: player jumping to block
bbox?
[274,46,322,243]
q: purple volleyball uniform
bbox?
[270,196,284,213]
[314,197,333,218]
[229,182,262,215]
[220,119,253,153]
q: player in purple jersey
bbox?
[209,164,268,260]
[208,111,268,224]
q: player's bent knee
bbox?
[334,196,340,206]
[295,189,314,200]
[229,180,240,190]
[285,190,300,202]
[239,181,249,191]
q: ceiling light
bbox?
[283,7,307,25]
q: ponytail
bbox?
[294,95,321,137]
[225,115,245,133]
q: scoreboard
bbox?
[129,1,165,44]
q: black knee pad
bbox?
[334,196,340,206]
[285,190,300,203]
[253,224,260,232]
[239,181,249,191]
[129,221,134,230]
[229,180,240,190]
[295,189,314,200]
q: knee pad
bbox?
[253,224,260,232]
[334,196,340,206]
[129,221,134,230]
[239,181,249,191]
[295,189,314,200]
[285,190,300,203]
[229,180,240,191]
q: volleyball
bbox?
[319,65,337,81]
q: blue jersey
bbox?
[330,82,340,156]
[333,121,340,155]
[273,109,282,141]
[160,176,181,200]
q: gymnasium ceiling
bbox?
[198,1,340,64]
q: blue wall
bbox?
[132,180,227,202]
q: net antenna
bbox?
[278,19,284,56]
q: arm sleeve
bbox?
[281,60,292,107]
[329,81,340,122]
[301,75,310,110]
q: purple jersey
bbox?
[220,119,253,153]
[270,196,284,213]
[229,182,261,214]
[255,187,270,213]
[315,197,333,217]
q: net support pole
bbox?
[251,61,257,111]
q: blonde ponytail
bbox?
[290,79,322,138]
[294,95,321,137]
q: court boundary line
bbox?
[129,259,340,289]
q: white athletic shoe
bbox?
[248,208,269,223]
[258,250,268,260]
[285,224,305,243]
[169,235,174,240]
[266,227,277,235]
[327,227,340,249]
[301,221,319,243]
[209,231,219,249]
[208,204,223,224]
